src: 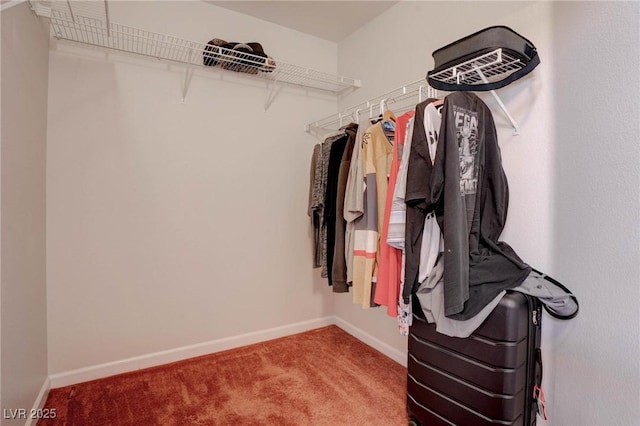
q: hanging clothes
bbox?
[307,84,579,337]
[386,114,416,250]
[343,119,370,286]
[430,92,531,319]
[351,117,395,308]
[402,98,441,304]
[324,124,358,291]
[331,124,359,291]
[308,143,323,268]
[417,101,445,284]
[415,254,507,337]
[393,99,441,335]
[317,132,347,278]
[386,115,416,335]
[407,100,505,337]
[374,110,414,316]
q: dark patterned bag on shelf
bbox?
[203,39,276,74]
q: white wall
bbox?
[26,1,640,423]
[337,1,640,425]
[0,2,49,423]
[549,2,640,424]
[336,0,556,366]
[46,1,337,374]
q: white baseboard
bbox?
[48,316,407,389]
[49,316,334,389]
[333,317,407,367]
[25,377,51,426]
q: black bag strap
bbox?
[531,267,580,320]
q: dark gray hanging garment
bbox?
[431,92,530,319]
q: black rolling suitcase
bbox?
[407,291,543,426]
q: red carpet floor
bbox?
[39,325,408,425]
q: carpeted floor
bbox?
[38,325,408,425]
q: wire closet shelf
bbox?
[305,80,443,137]
[428,48,525,87]
[306,48,524,138]
[31,1,361,95]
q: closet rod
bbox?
[304,80,441,135]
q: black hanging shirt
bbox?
[430,92,531,319]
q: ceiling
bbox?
[205,1,399,42]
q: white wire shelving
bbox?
[428,48,525,135]
[305,80,444,139]
[307,48,526,139]
[28,0,362,106]
[428,48,525,88]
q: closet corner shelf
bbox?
[306,48,527,139]
[429,48,524,135]
[428,48,526,88]
[29,0,362,105]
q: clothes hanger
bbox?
[419,86,444,104]
[339,113,358,131]
[418,85,427,103]
[379,99,397,122]
[380,99,396,127]
[427,86,445,110]
[369,102,383,124]
[379,99,396,136]
[321,113,348,141]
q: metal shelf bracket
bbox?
[182,63,194,104]
[264,75,283,111]
[473,68,520,135]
